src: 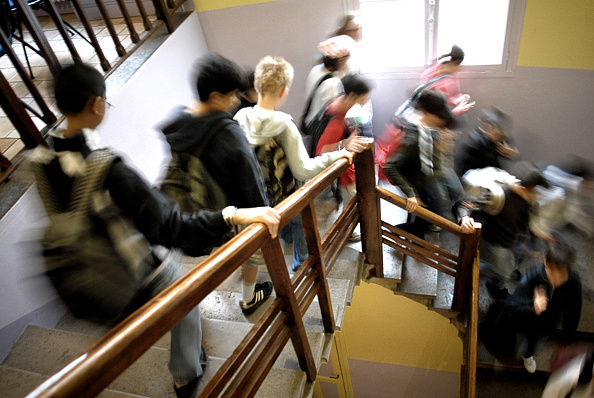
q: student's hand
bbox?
[339,149,355,165]
[233,207,281,239]
[460,216,476,233]
[344,136,368,154]
[534,286,548,315]
[453,94,475,114]
[406,196,426,213]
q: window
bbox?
[352,0,525,76]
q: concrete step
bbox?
[1,325,175,397]
[395,231,440,302]
[0,365,143,398]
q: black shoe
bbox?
[173,346,207,398]
[174,377,201,398]
[510,269,522,281]
[486,278,509,300]
[240,281,273,315]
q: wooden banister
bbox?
[25,147,359,398]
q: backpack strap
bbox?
[300,73,334,132]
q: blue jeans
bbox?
[280,214,309,272]
[144,250,203,384]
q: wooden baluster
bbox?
[93,0,126,57]
[355,143,383,276]
[452,224,481,312]
[69,0,111,71]
[41,0,81,64]
[133,0,152,31]
[0,71,46,148]
[0,152,11,172]
[301,203,335,333]
[261,237,317,381]
[12,0,61,77]
[0,28,56,124]
[151,0,173,33]
[113,0,140,43]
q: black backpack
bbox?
[300,73,334,133]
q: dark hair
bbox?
[546,233,576,268]
[239,71,255,93]
[335,13,360,36]
[194,53,247,102]
[54,64,106,116]
[323,55,342,72]
[479,107,511,131]
[414,90,454,127]
[341,74,372,96]
[510,161,546,189]
[438,45,465,64]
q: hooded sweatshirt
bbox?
[158,106,268,208]
[234,105,346,183]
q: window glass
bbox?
[437,0,510,65]
[359,0,425,69]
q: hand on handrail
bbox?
[406,196,426,213]
[233,207,281,239]
[460,216,476,234]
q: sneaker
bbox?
[240,281,273,315]
[427,224,443,232]
[174,346,208,398]
[349,226,362,242]
[523,356,536,373]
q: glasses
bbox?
[102,97,114,110]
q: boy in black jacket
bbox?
[157,54,274,316]
[35,64,279,398]
[481,235,582,373]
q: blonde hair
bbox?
[254,56,294,96]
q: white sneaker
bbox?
[522,356,536,373]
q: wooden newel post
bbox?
[354,142,383,277]
[452,224,482,312]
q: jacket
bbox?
[158,107,268,208]
[234,105,345,182]
[383,121,441,199]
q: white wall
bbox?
[0,12,209,355]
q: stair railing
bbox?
[24,143,372,398]
[354,143,482,398]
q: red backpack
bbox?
[376,115,407,182]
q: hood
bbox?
[234,106,294,147]
[156,106,231,152]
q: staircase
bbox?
[0,192,367,398]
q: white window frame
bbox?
[345,0,526,79]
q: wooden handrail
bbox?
[463,255,480,398]
[25,145,363,398]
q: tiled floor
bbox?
[0,12,157,163]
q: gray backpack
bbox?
[31,148,154,323]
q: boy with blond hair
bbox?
[235,56,366,272]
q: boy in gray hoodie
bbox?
[234,56,366,272]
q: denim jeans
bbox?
[280,213,309,272]
[144,249,203,384]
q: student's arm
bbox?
[278,120,350,181]
[316,117,347,156]
[106,159,230,254]
[562,272,582,331]
[383,130,418,199]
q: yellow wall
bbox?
[518,0,594,70]
[192,0,277,12]
[342,282,463,373]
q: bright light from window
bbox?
[359,0,425,69]
[437,0,510,65]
